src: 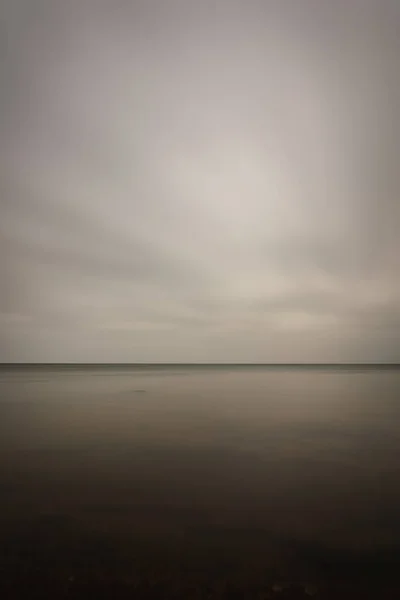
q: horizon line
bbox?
[1,362,399,367]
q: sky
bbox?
[1,0,399,363]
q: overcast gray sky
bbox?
[1,0,399,362]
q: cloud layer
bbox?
[1,0,399,362]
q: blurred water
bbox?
[1,365,400,564]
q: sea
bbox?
[1,364,400,597]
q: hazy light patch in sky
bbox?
[1,0,399,362]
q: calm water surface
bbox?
[1,366,400,591]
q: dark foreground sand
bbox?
[1,511,400,599]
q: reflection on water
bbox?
[1,366,400,594]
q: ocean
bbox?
[1,364,400,597]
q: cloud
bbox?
[1,0,399,361]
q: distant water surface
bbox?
[1,365,400,589]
